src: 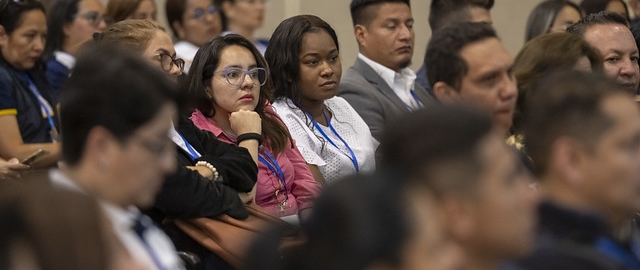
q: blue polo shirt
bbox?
[0,60,57,143]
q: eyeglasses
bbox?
[237,0,268,4]
[130,134,174,158]
[215,67,267,87]
[74,11,107,27]
[191,5,217,20]
[157,52,185,73]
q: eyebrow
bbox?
[606,49,639,55]
[301,49,339,58]
[224,64,258,69]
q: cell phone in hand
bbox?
[21,149,48,166]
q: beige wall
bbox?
[107,0,589,71]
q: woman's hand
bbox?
[0,158,29,180]
[186,165,214,180]
[229,110,262,136]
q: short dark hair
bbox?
[184,34,291,154]
[43,0,79,59]
[524,70,631,176]
[380,104,493,196]
[266,15,339,108]
[0,0,45,35]
[429,0,494,32]
[566,11,628,36]
[59,44,177,165]
[425,22,497,91]
[525,0,582,41]
[166,0,226,39]
[350,0,410,26]
[580,0,629,21]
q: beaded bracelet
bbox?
[195,161,219,181]
[237,132,263,146]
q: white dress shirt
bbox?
[49,170,184,270]
[358,53,421,110]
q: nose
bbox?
[96,17,107,31]
[320,61,334,78]
[500,74,518,101]
[619,57,639,78]
[240,72,254,89]
[398,23,412,41]
[160,149,177,175]
[33,35,45,53]
[169,63,182,77]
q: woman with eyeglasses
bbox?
[166,0,223,72]
[215,0,268,55]
[105,0,157,23]
[267,15,377,185]
[187,34,322,222]
[0,0,60,168]
[95,20,258,270]
[44,0,107,96]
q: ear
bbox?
[0,25,8,47]
[548,136,586,186]
[84,126,118,171]
[354,24,367,48]
[62,21,73,38]
[433,81,461,103]
[441,195,476,243]
[172,21,185,40]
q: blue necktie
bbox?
[133,215,167,270]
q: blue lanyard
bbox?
[177,133,200,160]
[405,89,423,111]
[596,236,640,270]
[133,216,167,270]
[258,149,288,200]
[23,73,56,132]
[308,111,360,173]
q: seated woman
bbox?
[266,15,376,184]
[0,0,60,168]
[105,0,157,23]
[510,32,602,151]
[186,34,322,221]
[525,0,582,41]
[215,0,268,54]
[44,0,107,96]
[166,0,223,72]
[95,19,258,269]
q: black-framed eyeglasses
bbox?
[192,5,217,20]
[129,134,174,158]
[157,52,185,73]
[73,11,107,27]
[215,67,267,87]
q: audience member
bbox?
[426,22,517,136]
[0,181,143,270]
[187,34,322,221]
[416,0,494,92]
[105,0,157,23]
[95,19,259,270]
[580,0,630,22]
[166,0,223,72]
[44,0,107,96]
[568,12,640,94]
[215,0,268,54]
[267,15,377,184]
[339,0,434,141]
[525,0,582,41]
[511,32,602,149]
[380,105,538,270]
[55,44,183,270]
[246,172,464,270]
[0,0,60,168]
[516,70,640,269]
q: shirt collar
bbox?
[54,51,75,70]
[357,53,416,92]
[190,109,226,138]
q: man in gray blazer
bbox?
[339,0,434,141]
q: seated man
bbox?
[53,45,183,270]
[567,12,640,93]
[516,70,640,269]
[425,22,517,136]
[380,105,538,270]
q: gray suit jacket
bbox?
[338,58,435,141]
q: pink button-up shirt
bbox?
[190,109,321,217]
